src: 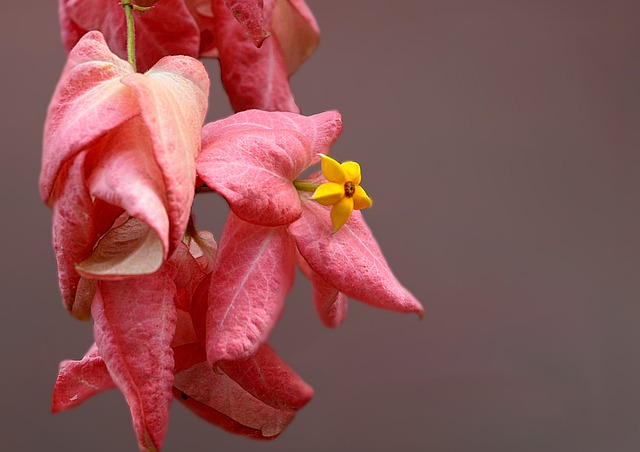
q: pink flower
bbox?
[40,31,209,318]
[58,0,318,111]
[195,110,424,364]
[52,233,312,450]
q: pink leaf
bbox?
[219,343,313,410]
[120,56,209,250]
[271,0,319,75]
[205,214,295,363]
[92,272,177,451]
[52,344,115,414]
[202,109,342,157]
[50,152,97,316]
[198,129,312,226]
[173,362,297,438]
[297,252,348,327]
[289,200,424,316]
[41,31,137,203]
[85,115,170,255]
[60,0,201,72]
[223,0,272,46]
[212,0,297,112]
[185,0,218,56]
[197,110,343,226]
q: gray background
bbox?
[2,1,639,451]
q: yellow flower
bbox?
[310,154,372,231]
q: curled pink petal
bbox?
[41,31,137,203]
[121,56,209,251]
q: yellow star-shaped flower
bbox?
[310,154,372,231]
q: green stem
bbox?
[121,0,137,71]
[293,180,320,192]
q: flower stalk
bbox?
[121,1,155,72]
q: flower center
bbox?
[344,181,356,198]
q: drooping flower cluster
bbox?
[42,1,423,450]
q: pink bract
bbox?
[196,109,423,364]
[53,237,313,449]
[40,31,208,316]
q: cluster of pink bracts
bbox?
[42,1,423,450]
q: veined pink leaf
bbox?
[174,362,296,439]
[201,110,342,157]
[212,0,297,112]
[52,344,115,413]
[297,252,348,327]
[50,152,97,316]
[41,31,137,203]
[60,0,201,72]
[198,129,311,226]
[272,0,319,75]
[92,272,177,451]
[219,343,313,410]
[121,56,209,251]
[205,214,295,364]
[289,200,424,316]
[76,217,164,280]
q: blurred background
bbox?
[1,1,639,451]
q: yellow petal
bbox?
[320,154,346,183]
[340,161,361,185]
[330,196,354,231]
[353,185,372,210]
[310,182,344,206]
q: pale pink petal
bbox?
[197,129,312,226]
[202,110,342,157]
[213,0,297,112]
[205,214,296,363]
[219,343,313,410]
[174,362,296,438]
[76,217,164,280]
[224,0,272,46]
[52,344,115,413]
[121,56,209,250]
[85,115,170,255]
[289,200,424,316]
[272,0,319,74]
[92,272,177,451]
[41,31,137,202]
[297,253,348,327]
[61,0,201,72]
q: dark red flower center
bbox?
[344,181,356,198]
